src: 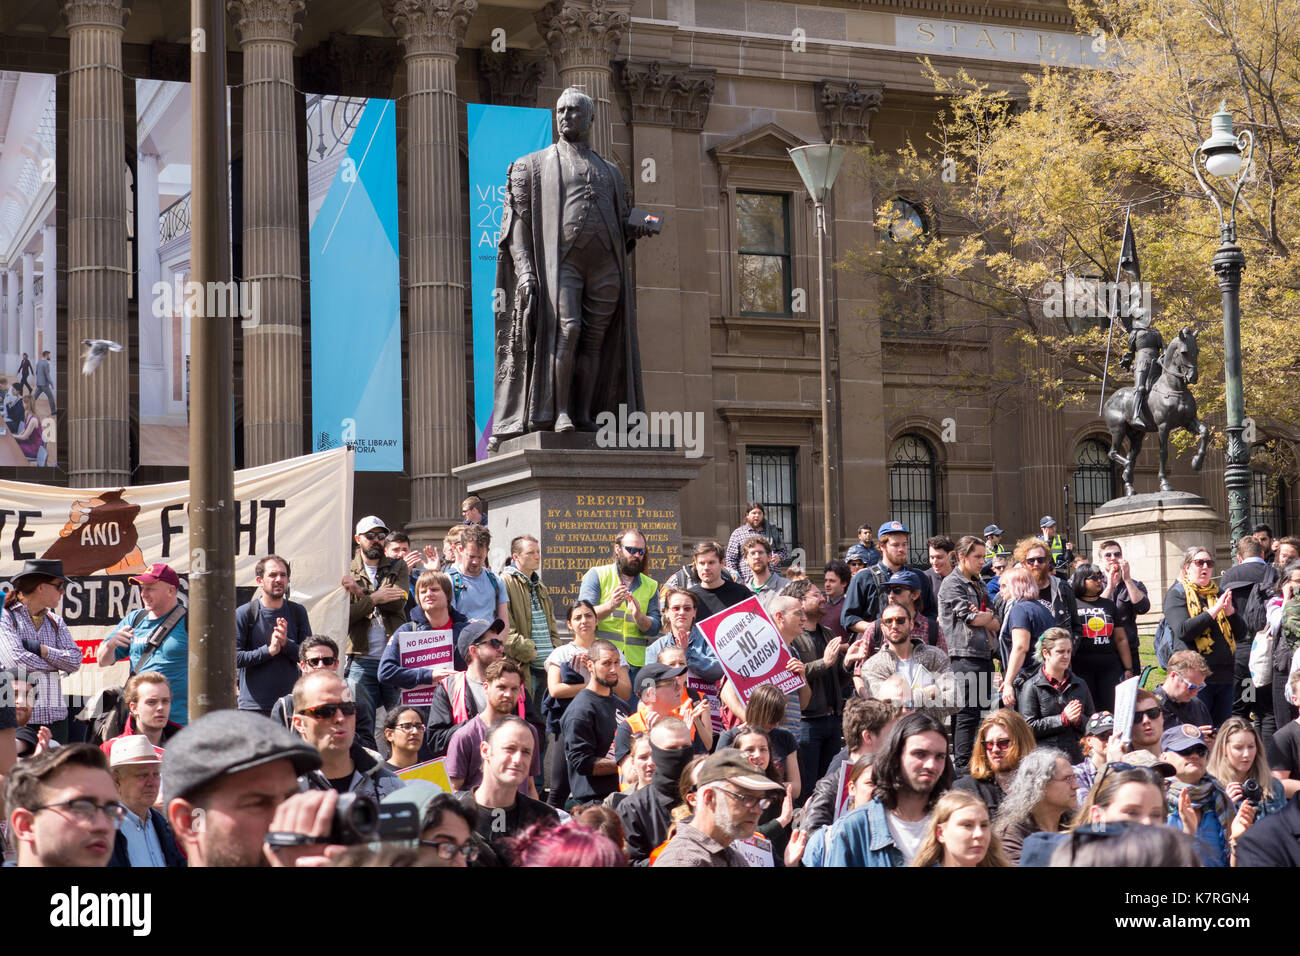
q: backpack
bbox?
[1153,617,1175,670]
[1242,567,1278,635]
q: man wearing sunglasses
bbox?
[1155,651,1213,739]
[654,749,784,867]
[294,670,402,801]
[5,743,121,867]
[579,527,661,683]
[345,515,410,749]
[426,619,514,757]
[1097,540,1150,672]
[1127,689,1167,758]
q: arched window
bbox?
[1073,438,1116,555]
[879,197,934,334]
[889,434,938,565]
[1251,443,1292,537]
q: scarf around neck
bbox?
[1182,578,1234,655]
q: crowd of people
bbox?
[4,498,1300,868]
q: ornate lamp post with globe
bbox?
[1192,104,1254,543]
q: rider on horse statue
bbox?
[1119,305,1164,427]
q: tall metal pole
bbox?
[1214,230,1251,544]
[188,0,236,717]
[816,203,834,566]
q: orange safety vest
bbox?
[619,694,698,792]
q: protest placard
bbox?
[1112,675,1141,743]
[395,758,452,792]
[736,833,775,867]
[687,675,724,735]
[397,626,454,706]
[696,596,805,704]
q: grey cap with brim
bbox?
[163,710,322,802]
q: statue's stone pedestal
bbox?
[1081,491,1227,629]
[453,432,708,616]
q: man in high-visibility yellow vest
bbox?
[579,528,662,686]
[1038,516,1074,576]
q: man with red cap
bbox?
[97,563,190,725]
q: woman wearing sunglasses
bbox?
[1068,563,1134,713]
[954,709,1037,817]
[1162,547,1244,728]
[0,559,81,744]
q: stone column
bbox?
[614,60,715,535]
[535,0,631,159]
[136,152,165,420]
[4,269,16,363]
[229,0,306,465]
[20,251,35,361]
[41,223,57,357]
[382,0,477,539]
[64,0,130,486]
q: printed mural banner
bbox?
[306,95,402,470]
[466,103,553,458]
[0,447,354,703]
[1,70,58,469]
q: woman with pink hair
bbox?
[504,820,628,867]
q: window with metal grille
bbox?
[889,434,938,565]
[1251,468,1288,537]
[745,446,798,558]
[737,191,792,316]
[1073,438,1116,555]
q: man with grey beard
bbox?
[654,750,784,867]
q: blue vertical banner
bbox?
[467,103,553,458]
[306,96,402,471]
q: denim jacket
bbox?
[820,795,907,867]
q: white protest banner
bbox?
[0,447,354,703]
[695,596,805,704]
[398,626,454,706]
[1112,675,1141,743]
[737,833,775,867]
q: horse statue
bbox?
[1102,326,1209,496]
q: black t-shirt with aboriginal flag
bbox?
[1073,596,1123,662]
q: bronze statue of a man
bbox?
[1119,305,1164,426]
[487,88,658,451]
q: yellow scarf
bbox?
[1183,577,1234,656]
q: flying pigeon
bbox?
[81,338,123,375]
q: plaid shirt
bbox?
[0,603,82,724]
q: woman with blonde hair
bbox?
[1208,716,1286,816]
[996,565,1056,706]
[1162,545,1244,727]
[911,790,1009,867]
[954,709,1037,816]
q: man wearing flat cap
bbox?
[164,710,323,867]
[653,750,784,867]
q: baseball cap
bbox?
[885,569,923,591]
[109,735,164,767]
[1084,712,1114,737]
[130,563,180,587]
[877,520,909,537]
[696,749,784,793]
[163,710,322,802]
[983,524,1004,537]
[456,618,506,659]
[1160,724,1208,754]
[1039,515,1056,527]
[634,661,687,697]
[355,515,389,536]
[1118,750,1176,777]
[845,544,872,564]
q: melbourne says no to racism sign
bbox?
[696,596,805,704]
